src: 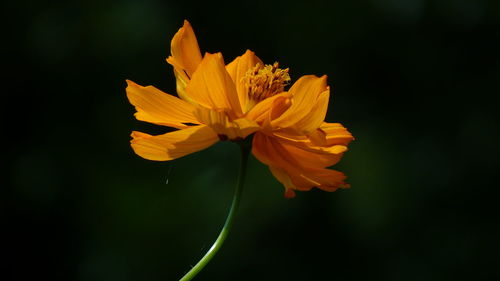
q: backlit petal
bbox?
[226,50,263,111]
[126,80,200,128]
[291,89,329,134]
[186,53,243,118]
[166,20,203,104]
[245,92,291,124]
[271,75,328,133]
[131,125,218,161]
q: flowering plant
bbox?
[126,20,353,280]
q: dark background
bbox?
[4,0,500,280]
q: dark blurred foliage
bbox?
[3,0,500,280]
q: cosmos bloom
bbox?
[126,20,353,198]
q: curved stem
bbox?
[180,143,250,281]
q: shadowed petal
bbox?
[271,123,353,156]
[269,166,297,198]
[278,141,345,168]
[320,122,355,146]
[252,132,349,197]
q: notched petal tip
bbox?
[130,130,150,141]
[202,52,224,62]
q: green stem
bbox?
[180,142,250,281]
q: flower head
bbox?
[126,20,354,198]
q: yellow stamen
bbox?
[242,62,291,106]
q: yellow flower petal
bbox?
[245,92,291,124]
[271,75,328,133]
[186,53,243,118]
[193,107,259,140]
[131,125,218,161]
[126,80,200,128]
[291,89,329,134]
[165,20,203,104]
[166,20,202,78]
[225,50,263,111]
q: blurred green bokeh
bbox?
[5,0,500,280]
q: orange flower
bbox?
[126,20,353,198]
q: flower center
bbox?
[242,62,290,103]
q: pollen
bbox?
[242,62,291,103]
